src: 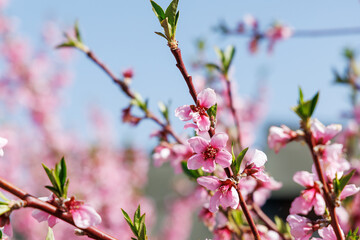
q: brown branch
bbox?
[225,79,242,149]
[251,203,289,240]
[84,50,183,144]
[304,132,344,240]
[169,45,261,239]
[236,188,261,240]
[0,177,118,240]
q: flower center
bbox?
[203,145,218,159]
[190,105,208,116]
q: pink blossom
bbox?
[0,137,8,156]
[253,177,282,206]
[266,23,293,53]
[290,171,325,216]
[152,144,171,167]
[198,207,215,230]
[65,197,102,229]
[339,184,360,200]
[312,225,344,240]
[268,125,296,153]
[32,209,58,228]
[286,215,313,240]
[197,176,239,213]
[310,119,342,145]
[213,226,232,240]
[175,88,216,132]
[187,133,232,172]
[242,149,269,182]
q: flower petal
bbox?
[340,184,360,200]
[293,171,314,187]
[188,136,208,153]
[215,151,232,168]
[72,205,102,229]
[249,149,267,167]
[197,115,210,132]
[175,105,192,121]
[210,132,228,149]
[197,176,221,191]
[187,154,205,170]
[197,88,216,109]
[209,191,222,213]
[202,159,216,172]
[221,187,239,209]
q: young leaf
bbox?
[160,18,172,40]
[206,103,217,121]
[121,208,137,236]
[309,92,319,117]
[339,170,356,194]
[134,205,141,231]
[154,31,167,40]
[42,164,61,192]
[59,157,67,187]
[46,227,55,240]
[223,45,235,74]
[234,147,248,175]
[74,20,82,42]
[164,0,179,27]
[150,1,165,22]
[181,161,202,180]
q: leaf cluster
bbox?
[121,205,148,240]
[206,45,236,78]
[42,157,69,199]
[347,228,360,240]
[0,191,10,216]
[56,21,89,53]
[274,216,291,236]
[291,87,319,121]
[151,0,179,44]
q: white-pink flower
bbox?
[175,88,216,132]
[312,225,344,240]
[32,195,59,227]
[290,171,325,216]
[197,176,239,213]
[187,133,232,172]
[242,149,269,182]
[268,125,296,153]
[310,119,342,145]
[65,197,102,229]
[287,214,313,240]
[0,137,8,157]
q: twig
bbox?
[0,177,118,240]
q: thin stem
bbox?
[84,50,183,144]
[0,177,118,240]
[251,203,289,240]
[225,79,242,149]
[304,132,344,240]
[236,188,261,240]
[170,45,260,238]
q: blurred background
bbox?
[1,0,360,239]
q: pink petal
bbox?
[253,171,270,182]
[31,209,49,223]
[340,184,360,200]
[187,154,206,170]
[184,122,198,130]
[286,215,312,240]
[3,222,12,237]
[197,88,216,109]
[289,196,312,215]
[196,115,211,132]
[48,215,58,228]
[197,176,221,191]
[202,159,216,172]
[72,205,102,229]
[175,105,192,121]
[210,132,228,149]
[215,151,232,168]
[209,191,222,213]
[313,193,326,215]
[318,225,343,240]
[221,187,239,210]
[249,149,267,167]
[293,171,314,187]
[323,124,342,143]
[188,136,208,153]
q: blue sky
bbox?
[7,0,360,147]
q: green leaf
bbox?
[0,205,11,215]
[160,18,172,40]
[233,147,248,175]
[309,92,319,117]
[164,0,179,27]
[45,186,60,198]
[206,104,217,121]
[0,192,9,203]
[121,208,138,236]
[59,157,67,188]
[42,164,61,192]
[223,45,236,74]
[74,20,82,42]
[230,209,243,226]
[46,227,55,240]
[214,47,225,69]
[205,63,221,72]
[339,170,356,194]
[0,229,2,238]
[274,216,291,234]
[154,31,167,40]
[344,48,355,60]
[181,161,202,180]
[56,42,76,49]
[138,214,146,240]
[134,205,141,231]
[158,101,169,121]
[150,1,165,22]
[346,227,360,240]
